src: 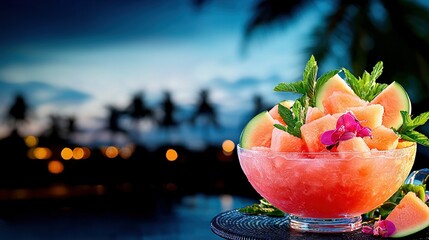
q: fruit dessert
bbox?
[238,55,429,234]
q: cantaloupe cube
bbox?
[271,127,306,152]
[301,114,337,152]
[347,104,384,129]
[364,125,399,150]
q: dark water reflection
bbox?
[0,194,256,239]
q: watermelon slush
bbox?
[238,143,416,218]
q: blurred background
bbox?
[1,0,429,239]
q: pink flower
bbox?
[362,220,396,237]
[321,112,372,150]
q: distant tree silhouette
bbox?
[106,105,126,134]
[126,92,155,129]
[44,114,64,141]
[66,116,77,135]
[7,93,29,131]
[159,91,177,129]
[190,89,220,128]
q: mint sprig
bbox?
[273,56,319,137]
[343,61,387,101]
[274,55,317,107]
[238,198,285,217]
[274,99,305,138]
[395,111,429,147]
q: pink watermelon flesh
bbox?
[271,127,306,152]
[301,114,337,152]
[315,74,356,112]
[370,81,411,129]
[386,192,429,238]
[240,111,276,149]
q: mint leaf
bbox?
[343,61,387,101]
[370,61,383,83]
[239,198,285,217]
[302,55,318,105]
[274,123,286,131]
[399,130,429,147]
[273,55,318,138]
[277,103,303,138]
[401,111,429,131]
[396,111,429,147]
[273,81,306,94]
[274,55,318,107]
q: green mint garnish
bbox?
[274,55,317,107]
[238,198,285,217]
[274,100,305,138]
[273,55,320,137]
[395,111,429,147]
[343,61,387,102]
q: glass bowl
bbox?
[237,143,417,233]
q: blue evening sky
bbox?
[0,0,329,147]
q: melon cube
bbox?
[268,100,294,126]
[323,91,368,114]
[271,127,306,152]
[337,137,371,152]
[301,114,337,152]
[305,106,325,123]
[347,104,384,130]
[364,125,399,150]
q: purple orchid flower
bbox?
[321,112,372,150]
[362,220,396,238]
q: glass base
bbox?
[289,215,362,233]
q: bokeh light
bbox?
[33,147,52,160]
[48,160,64,174]
[24,135,38,148]
[105,146,119,158]
[61,148,73,160]
[166,149,178,161]
[82,147,91,159]
[73,147,85,160]
[120,144,134,159]
[222,139,235,156]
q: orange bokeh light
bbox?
[48,160,64,174]
[105,146,119,158]
[33,147,52,159]
[222,140,235,153]
[61,148,73,160]
[166,149,178,161]
[24,135,38,148]
[73,147,85,160]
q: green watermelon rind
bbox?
[370,81,411,129]
[391,221,429,238]
[239,111,274,149]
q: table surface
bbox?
[211,209,429,240]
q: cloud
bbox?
[0,80,92,108]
